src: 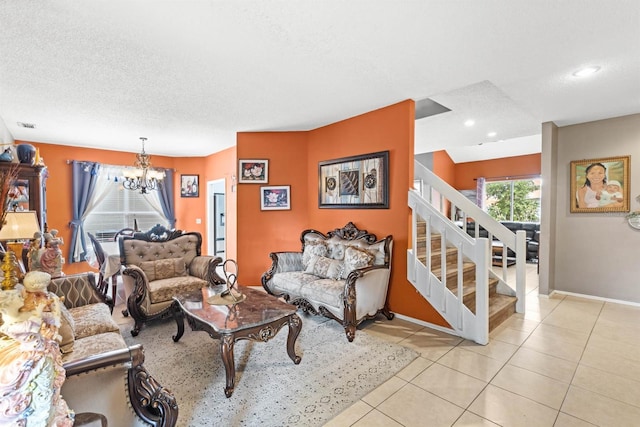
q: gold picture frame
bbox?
[570,156,630,213]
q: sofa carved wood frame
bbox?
[261,222,394,342]
[120,224,225,336]
[64,344,179,426]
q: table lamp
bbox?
[0,211,41,290]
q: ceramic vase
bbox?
[16,144,36,165]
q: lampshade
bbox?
[0,211,41,240]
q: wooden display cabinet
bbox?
[0,162,48,231]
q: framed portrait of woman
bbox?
[570,156,630,213]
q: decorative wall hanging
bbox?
[570,156,630,213]
[180,174,199,198]
[318,151,389,209]
[238,159,268,183]
[260,185,291,210]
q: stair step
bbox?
[431,261,477,284]
[488,294,517,332]
[416,246,458,267]
[413,220,517,337]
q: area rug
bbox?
[122,315,418,426]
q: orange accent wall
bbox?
[203,146,237,261]
[237,100,448,327]
[308,101,445,325]
[454,154,542,190]
[235,132,309,283]
[433,150,456,185]
[17,99,460,327]
[432,150,456,216]
[25,142,183,275]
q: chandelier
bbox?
[122,137,165,194]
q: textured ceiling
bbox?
[0,1,638,163]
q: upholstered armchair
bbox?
[119,224,225,336]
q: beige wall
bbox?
[547,113,640,303]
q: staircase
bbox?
[416,220,517,333]
[408,161,527,345]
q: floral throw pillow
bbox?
[140,258,187,282]
[344,246,374,276]
[58,302,76,354]
[302,241,328,268]
[304,255,345,280]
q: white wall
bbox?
[551,113,640,303]
[0,116,14,145]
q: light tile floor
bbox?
[112,265,640,427]
[326,265,640,427]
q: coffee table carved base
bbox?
[171,292,302,398]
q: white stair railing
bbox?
[408,161,527,344]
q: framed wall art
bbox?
[180,174,199,198]
[238,159,268,183]
[570,156,630,213]
[260,185,291,210]
[318,150,389,209]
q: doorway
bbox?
[207,179,226,258]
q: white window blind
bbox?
[83,166,168,241]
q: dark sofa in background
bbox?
[461,221,540,261]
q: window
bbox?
[484,177,541,222]
[83,166,168,241]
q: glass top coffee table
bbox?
[171,285,302,397]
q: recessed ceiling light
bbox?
[572,66,601,77]
[464,119,475,127]
[487,131,497,137]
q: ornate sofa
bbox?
[462,220,540,261]
[261,222,393,342]
[63,345,178,427]
[119,224,224,336]
[49,273,178,425]
[47,272,125,364]
[0,272,177,426]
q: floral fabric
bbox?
[343,246,374,276]
[140,258,187,282]
[268,271,318,296]
[326,237,346,260]
[58,303,76,354]
[148,276,208,303]
[70,303,119,339]
[302,241,328,268]
[299,277,345,308]
[62,332,127,364]
[304,255,344,280]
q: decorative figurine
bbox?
[38,229,64,278]
[19,271,53,312]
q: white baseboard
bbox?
[551,290,640,308]
[392,313,459,336]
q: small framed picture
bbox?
[260,185,291,210]
[180,174,199,198]
[238,159,268,183]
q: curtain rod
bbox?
[66,159,176,172]
[474,173,540,181]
